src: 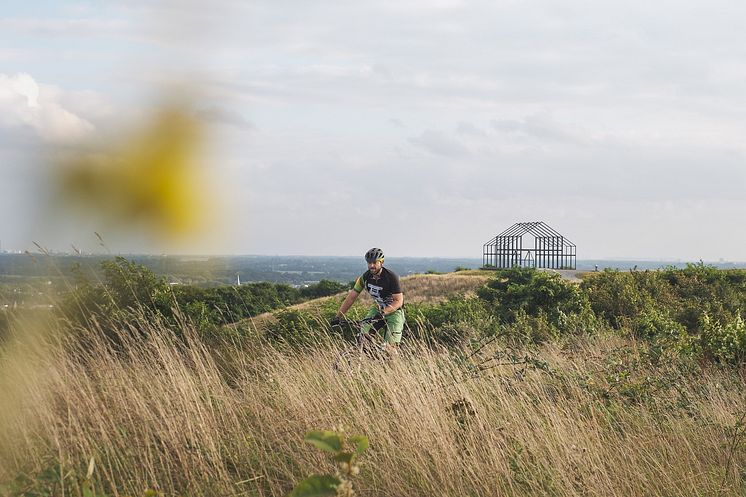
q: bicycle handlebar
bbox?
[333,315,385,327]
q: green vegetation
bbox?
[478,267,586,326]
[51,257,346,340]
[288,430,368,497]
[263,264,746,364]
[0,456,159,497]
[2,258,746,496]
[581,264,746,364]
[41,259,746,363]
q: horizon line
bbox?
[0,250,743,264]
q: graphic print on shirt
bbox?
[367,282,386,308]
[353,267,402,309]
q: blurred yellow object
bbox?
[57,105,207,239]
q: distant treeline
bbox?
[44,257,348,337]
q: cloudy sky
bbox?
[1,0,745,260]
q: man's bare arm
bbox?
[383,293,404,315]
[336,289,360,317]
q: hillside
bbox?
[239,270,493,331]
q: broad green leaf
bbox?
[287,474,340,497]
[349,435,369,454]
[304,431,342,453]
[333,452,354,464]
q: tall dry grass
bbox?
[1,314,745,496]
[398,271,491,303]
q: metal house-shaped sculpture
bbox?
[483,221,576,270]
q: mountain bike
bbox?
[330,316,391,372]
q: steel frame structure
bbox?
[483,221,576,270]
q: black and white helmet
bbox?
[365,247,384,263]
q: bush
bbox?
[581,265,746,364]
[405,297,493,348]
[266,309,317,346]
[60,258,351,339]
[299,280,347,299]
[696,313,746,364]
[583,265,746,334]
[59,257,175,345]
[477,268,586,328]
[581,270,666,329]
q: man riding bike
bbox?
[331,248,405,345]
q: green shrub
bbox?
[299,280,347,299]
[697,313,746,364]
[581,270,668,329]
[264,300,344,347]
[477,268,586,328]
[582,265,746,364]
[59,258,350,339]
[498,309,558,345]
[405,297,493,347]
[288,430,368,497]
[584,265,746,335]
[265,309,318,346]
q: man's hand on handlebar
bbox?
[374,308,386,322]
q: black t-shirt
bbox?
[353,267,402,308]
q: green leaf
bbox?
[349,435,369,454]
[333,452,354,464]
[304,431,342,453]
[287,474,340,497]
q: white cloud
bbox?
[0,73,94,143]
[408,129,470,157]
[4,1,746,258]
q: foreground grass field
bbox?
[1,310,744,496]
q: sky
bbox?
[1,0,745,260]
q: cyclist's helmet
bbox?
[365,247,384,263]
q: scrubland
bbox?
[1,263,745,496]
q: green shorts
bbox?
[362,306,405,344]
